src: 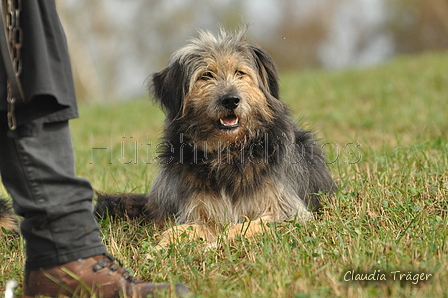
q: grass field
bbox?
[1,51,448,297]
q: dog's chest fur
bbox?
[151,127,312,225]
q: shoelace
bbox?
[92,253,136,283]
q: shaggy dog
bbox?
[96,28,336,245]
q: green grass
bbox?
[1,51,448,297]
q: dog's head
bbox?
[151,27,285,149]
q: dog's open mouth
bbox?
[218,115,239,130]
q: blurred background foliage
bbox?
[56,0,448,102]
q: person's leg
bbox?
[0,116,190,297]
[0,117,107,270]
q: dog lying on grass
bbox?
[95,28,336,246]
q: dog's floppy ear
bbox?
[151,61,186,120]
[250,46,279,99]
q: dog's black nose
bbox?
[220,94,240,110]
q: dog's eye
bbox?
[235,70,246,78]
[200,72,214,81]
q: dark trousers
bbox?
[0,116,106,270]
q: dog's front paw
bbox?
[157,224,217,249]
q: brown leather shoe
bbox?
[24,254,190,297]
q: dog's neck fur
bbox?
[158,117,294,198]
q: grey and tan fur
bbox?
[96,28,335,244]
[0,197,19,235]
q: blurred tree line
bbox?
[388,0,448,53]
[57,0,448,102]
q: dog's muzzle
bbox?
[218,93,240,130]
